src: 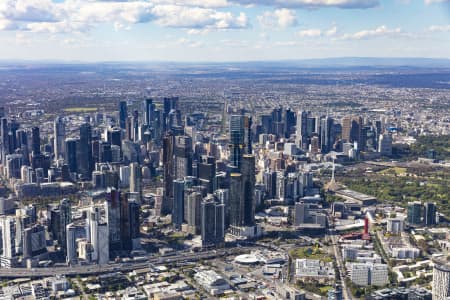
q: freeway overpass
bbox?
[0,248,247,279]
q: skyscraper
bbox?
[296,111,308,150]
[77,123,93,180]
[320,116,334,153]
[162,132,174,215]
[65,138,78,174]
[54,116,65,160]
[241,155,255,227]
[432,259,450,300]
[66,223,77,264]
[424,202,437,226]
[174,135,193,179]
[342,115,363,146]
[119,101,127,129]
[172,179,185,230]
[0,216,16,268]
[105,188,122,252]
[201,195,225,247]
[129,162,142,200]
[59,198,72,253]
[229,173,243,227]
[31,126,40,155]
[407,201,422,225]
[229,115,251,170]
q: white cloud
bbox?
[258,8,298,28]
[424,0,450,4]
[340,25,403,40]
[297,28,322,37]
[152,5,248,29]
[428,24,450,32]
[233,0,380,9]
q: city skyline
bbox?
[0,0,449,61]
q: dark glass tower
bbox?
[119,101,127,129]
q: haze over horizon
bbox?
[0,0,450,62]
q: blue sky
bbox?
[0,0,449,61]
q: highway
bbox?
[329,229,352,300]
[0,248,247,278]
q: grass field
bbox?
[63,107,98,113]
[289,247,333,263]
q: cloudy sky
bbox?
[0,0,449,61]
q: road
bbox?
[0,248,248,278]
[329,229,352,300]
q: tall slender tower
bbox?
[54,116,66,160]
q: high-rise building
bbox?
[201,195,225,247]
[186,192,202,234]
[173,179,185,230]
[432,259,450,300]
[198,156,216,193]
[162,132,174,215]
[320,116,334,153]
[378,133,392,156]
[65,138,78,174]
[54,116,65,160]
[31,126,40,155]
[229,173,243,227]
[105,188,122,252]
[241,155,255,227]
[128,198,141,250]
[86,206,109,264]
[424,202,437,226]
[342,116,363,147]
[296,111,308,150]
[144,98,154,126]
[66,223,77,264]
[77,123,93,180]
[23,224,46,259]
[0,216,16,268]
[174,135,193,179]
[407,201,422,225]
[229,115,251,169]
[119,101,127,129]
[328,284,343,300]
[59,198,72,253]
[129,162,142,200]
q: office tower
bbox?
[407,201,422,225]
[284,108,296,138]
[54,116,65,160]
[132,110,139,141]
[120,193,131,250]
[105,188,122,252]
[119,101,127,129]
[296,111,308,150]
[16,129,29,165]
[378,133,392,156]
[64,138,77,174]
[1,118,9,163]
[342,116,363,146]
[0,216,16,268]
[107,127,122,148]
[99,141,112,163]
[424,202,437,226]
[144,98,153,126]
[260,114,272,134]
[23,224,46,259]
[229,115,251,169]
[229,173,243,227]
[241,155,255,227]
[59,198,72,252]
[162,132,174,215]
[433,259,450,300]
[186,192,202,234]
[87,206,109,264]
[66,223,77,264]
[8,119,19,152]
[129,162,141,199]
[77,123,93,180]
[294,202,308,225]
[310,135,320,153]
[214,189,230,228]
[198,156,216,193]
[201,195,225,247]
[174,135,193,179]
[163,97,179,132]
[128,199,140,250]
[173,179,185,230]
[320,116,334,153]
[31,126,40,155]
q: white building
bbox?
[387,218,404,234]
[349,263,388,287]
[391,247,420,259]
[295,259,334,278]
[432,260,450,300]
[194,270,230,296]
